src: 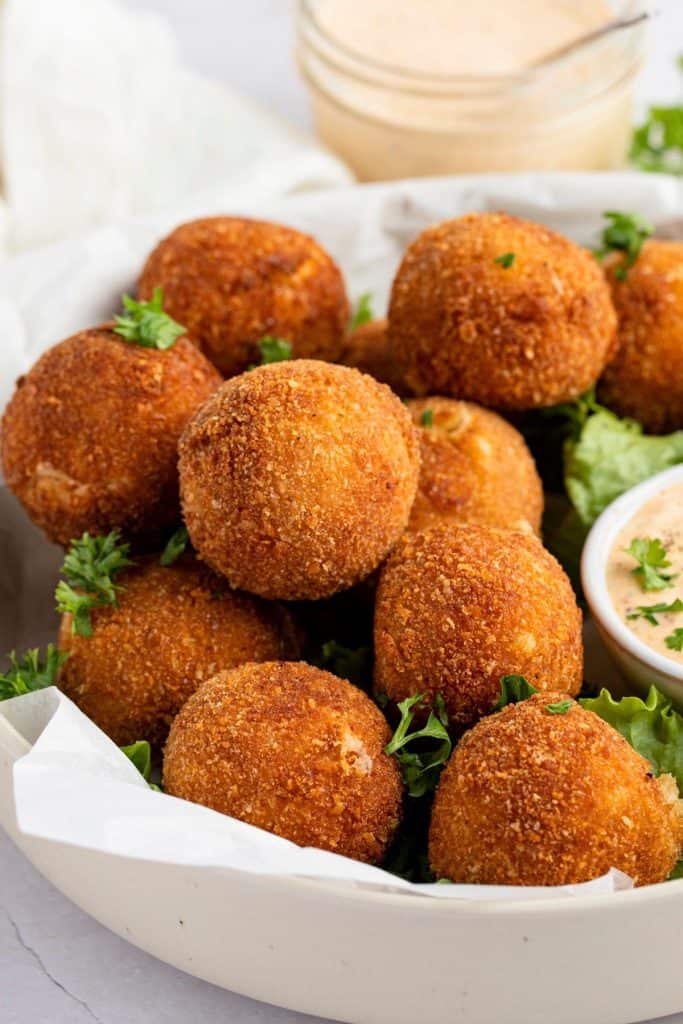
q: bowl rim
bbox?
[581,463,683,684]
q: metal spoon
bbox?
[529,10,650,70]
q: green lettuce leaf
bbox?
[120,740,160,791]
[579,686,683,793]
[564,407,683,527]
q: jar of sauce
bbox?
[296,0,647,180]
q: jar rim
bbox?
[299,0,647,91]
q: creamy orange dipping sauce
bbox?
[607,482,683,665]
[316,0,611,77]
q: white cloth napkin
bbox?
[0,0,352,255]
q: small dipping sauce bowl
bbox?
[582,464,683,707]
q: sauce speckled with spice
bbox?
[607,482,683,664]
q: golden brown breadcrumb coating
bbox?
[339,318,408,395]
[429,693,683,886]
[388,212,617,409]
[58,555,299,746]
[0,327,220,547]
[406,397,543,535]
[374,523,583,726]
[178,359,421,601]
[163,661,403,863]
[598,241,683,433]
[138,217,349,377]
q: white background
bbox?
[4,2,683,1022]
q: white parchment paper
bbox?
[3,170,682,900]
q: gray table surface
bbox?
[5,2,683,1021]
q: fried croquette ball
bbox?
[58,556,299,746]
[163,661,403,863]
[340,318,408,395]
[598,241,683,433]
[0,328,220,547]
[374,523,583,726]
[178,360,421,601]
[138,217,349,377]
[406,397,543,535]
[429,693,683,886]
[388,212,617,409]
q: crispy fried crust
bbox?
[178,359,421,600]
[339,318,408,395]
[0,328,221,547]
[138,217,350,377]
[598,241,683,433]
[163,661,403,863]
[388,212,617,409]
[429,693,683,886]
[406,397,543,535]
[374,523,583,726]
[58,556,299,746]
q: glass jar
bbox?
[296,0,647,181]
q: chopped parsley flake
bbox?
[494,252,515,269]
[545,699,573,715]
[665,629,683,652]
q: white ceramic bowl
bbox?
[2,729,683,1024]
[5,173,683,1024]
[582,464,683,707]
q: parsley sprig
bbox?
[420,408,434,428]
[120,740,161,791]
[594,211,653,282]
[251,336,292,367]
[114,287,186,350]
[630,57,683,176]
[627,599,683,626]
[632,106,683,175]
[626,537,677,592]
[349,292,374,331]
[55,531,133,637]
[493,674,539,710]
[493,677,573,715]
[160,525,189,567]
[0,645,69,701]
[317,640,371,688]
[384,694,452,798]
